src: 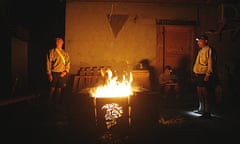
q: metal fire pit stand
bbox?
[92,95,131,128]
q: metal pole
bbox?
[93,96,98,126]
[128,95,131,126]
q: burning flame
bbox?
[90,69,133,97]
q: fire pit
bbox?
[89,68,133,134]
[91,96,131,134]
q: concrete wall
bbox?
[65,1,219,74]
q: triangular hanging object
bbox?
[107,14,129,38]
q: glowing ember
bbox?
[90,69,133,97]
[102,103,123,129]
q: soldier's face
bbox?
[197,39,207,48]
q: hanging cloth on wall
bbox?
[56,48,66,65]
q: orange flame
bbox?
[90,69,133,97]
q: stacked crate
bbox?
[72,66,111,93]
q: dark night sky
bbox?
[8,0,66,42]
